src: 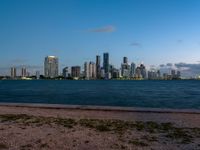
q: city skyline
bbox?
[1,53,200,78]
[1,0,200,77]
[5,54,182,80]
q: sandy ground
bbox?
[0,105,200,150]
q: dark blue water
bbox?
[0,80,200,109]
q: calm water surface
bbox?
[0,80,200,109]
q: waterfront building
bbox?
[148,69,159,80]
[123,57,128,64]
[89,61,96,79]
[130,62,136,78]
[135,67,142,79]
[112,68,120,79]
[163,73,172,80]
[177,71,181,78]
[157,70,161,79]
[103,53,109,74]
[171,70,176,78]
[26,72,30,77]
[96,55,101,79]
[63,67,69,78]
[11,67,17,78]
[44,56,59,78]
[71,66,81,78]
[140,64,147,79]
[84,62,89,79]
[100,68,105,79]
[84,62,96,79]
[21,67,26,77]
[36,71,40,79]
[121,57,130,78]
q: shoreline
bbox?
[0,103,200,128]
[0,102,199,114]
[0,103,200,149]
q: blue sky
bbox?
[0,0,200,76]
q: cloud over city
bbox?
[159,62,200,77]
[130,42,142,47]
[87,25,116,33]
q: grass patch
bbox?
[0,114,76,128]
[0,114,199,145]
[54,118,77,128]
[79,119,130,132]
[165,128,193,144]
[20,144,33,150]
[141,135,158,142]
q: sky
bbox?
[0,0,200,77]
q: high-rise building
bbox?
[100,68,105,79]
[148,70,158,80]
[36,71,40,79]
[89,62,96,79]
[71,66,81,78]
[121,57,130,78]
[177,71,181,78]
[123,57,128,64]
[157,70,161,79]
[84,62,96,79]
[135,67,142,78]
[44,56,59,78]
[171,70,176,78]
[140,64,147,79]
[112,68,120,79]
[96,55,101,79]
[11,67,17,78]
[21,67,26,77]
[130,63,136,78]
[103,53,109,74]
[63,67,69,78]
[84,62,89,79]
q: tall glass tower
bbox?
[11,67,17,78]
[44,56,59,78]
[103,53,109,74]
[96,55,101,79]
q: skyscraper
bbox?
[63,67,69,78]
[171,70,176,78]
[140,64,147,79]
[71,66,81,78]
[135,67,142,78]
[84,62,96,79]
[103,53,109,74]
[44,56,59,78]
[84,62,89,79]
[123,57,128,64]
[11,67,16,78]
[130,62,136,78]
[89,61,96,79]
[21,67,26,77]
[96,55,101,79]
[121,57,130,78]
[177,71,181,78]
[36,71,40,79]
